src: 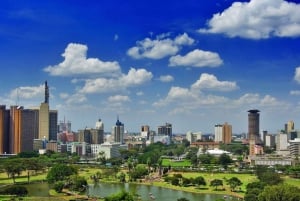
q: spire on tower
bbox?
[45,81,49,104]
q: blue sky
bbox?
[1,0,300,134]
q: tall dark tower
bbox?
[45,81,49,104]
[248,109,261,156]
[248,109,260,137]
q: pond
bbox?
[24,182,240,201]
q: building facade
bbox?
[112,118,124,144]
[157,123,172,137]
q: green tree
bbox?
[54,181,65,193]
[193,176,206,187]
[67,175,88,192]
[227,177,242,192]
[129,164,148,181]
[218,153,232,169]
[210,179,223,190]
[46,164,77,184]
[3,158,24,183]
[255,166,282,185]
[2,185,28,196]
[178,198,190,201]
[104,190,140,201]
[244,181,266,201]
[258,184,300,201]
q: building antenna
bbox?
[16,88,20,106]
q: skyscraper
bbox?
[38,81,57,141]
[214,124,223,142]
[0,105,10,154]
[113,117,124,144]
[223,122,232,144]
[10,106,22,154]
[248,109,261,156]
[49,110,58,141]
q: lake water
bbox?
[25,182,240,201]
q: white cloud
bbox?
[191,73,238,91]
[60,93,87,105]
[108,95,130,102]
[79,68,153,94]
[122,68,153,85]
[136,91,144,96]
[290,90,300,95]
[294,66,300,83]
[159,75,174,82]
[127,33,194,59]
[9,84,44,99]
[198,0,300,39]
[44,43,121,76]
[169,49,223,67]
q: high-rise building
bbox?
[248,109,262,156]
[21,109,39,152]
[276,132,288,151]
[112,117,124,144]
[157,123,172,137]
[285,120,294,134]
[38,81,57,141]
[49,110,58,141]
[10,106,22,154]
[214,124,223,142]
[223,122,232,144]
[0,105,10,154]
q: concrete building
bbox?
[186,131,202,143]
[265,134,276,147]
[252,156,293,166]
[78,128,104,144]
[214,123,232,144]
[157,123,172,137]
[289,138,300,157]
[214,124,223,143]
[141,125,150,139]
[276,132,289,151]
[91,142,128,159]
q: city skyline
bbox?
[1,0,300,133]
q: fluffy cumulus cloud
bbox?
[60,93,87,105]
[108,95,130,102]
[199,0,300,39]
[159,75,174,82]
[169,49,223,67]
[79,68,153,94]
[9,84,44,99]
[44,43,121,76]
[294,66,300,83]
[127,33,194,59]
[290,90,300,95]
[191,73,238,91]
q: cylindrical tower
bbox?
[248,109,260,137]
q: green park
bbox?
[0,142,300,201]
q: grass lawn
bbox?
[162,158,191,167]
